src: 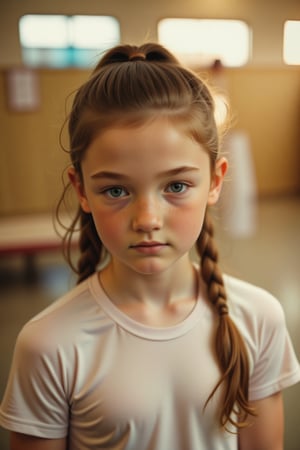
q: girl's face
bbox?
[70,117,227,276]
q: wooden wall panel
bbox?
[0,69,88,214]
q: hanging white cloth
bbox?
[220,130,257,238]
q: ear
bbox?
[68,167,91,213]
[207,157,228,206]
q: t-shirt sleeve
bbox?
[247,292,300,401]
[0,321,69,438]
[225,275,300,402]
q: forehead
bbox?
[82,117,210,172]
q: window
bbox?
[158,18,251,67]
[283,21,300,65]
[19,15,120,68]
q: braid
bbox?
[56,195,104,285]
[197,211,255,429]
[76,211,102,284]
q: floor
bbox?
[0,196,300,449]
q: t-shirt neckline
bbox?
[88,267,206,341]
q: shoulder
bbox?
[224,274,285,327]
[15,273,113,359]
[0,273,119,438]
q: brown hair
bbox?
[57,43,254,429]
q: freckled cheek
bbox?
[92,212,127,248]
[168,202,206,241]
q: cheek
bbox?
[92,211,125,247]
[169,201,206,240]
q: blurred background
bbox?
[0,0,300,448]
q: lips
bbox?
[130,241,168,254]
[132,241,163,247]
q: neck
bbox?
[99,256,197,309]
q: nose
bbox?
[132,196,163,233]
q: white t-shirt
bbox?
[0,271,299,450]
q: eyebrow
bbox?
[90,166,200,180]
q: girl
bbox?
[1,43,299,450]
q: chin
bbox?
[129,261,170,276]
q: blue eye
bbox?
[105,187,127,198]
[167,182,187,193]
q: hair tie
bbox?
[129,52,146,62]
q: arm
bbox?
[238,392,284,450]
[10,432,67,450]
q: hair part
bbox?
[56,42,254,429]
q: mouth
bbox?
[131,241,166,247]
[130,241,168,254]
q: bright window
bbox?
[158,18,251,67]
[19,15,120,68]
[283,21,300,65]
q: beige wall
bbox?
[0,66,300,215]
